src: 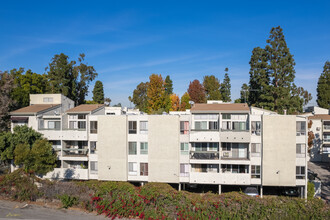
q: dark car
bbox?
[244,187,259,197]
[282,188,299,197]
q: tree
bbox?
[235,83,249,103]
[188,80,206,103]
[203,75,221,100]
[11,68,48,109]
[129,82,148,112]
[308,120,315,153]
[113,103,122,107]
[46,53,97,105]
[104,97,111,106]
[170,94,180,111]
[220,68,231,102]
[180,92,191,110]
[316,61,330,109]
[164,75,173,95]
[147,74,168,113]
[0,71,14,132]
[92,80,104,104]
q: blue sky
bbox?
[0,1,329,107]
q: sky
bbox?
[0,0,329,107]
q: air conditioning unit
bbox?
[316,127,320,131]
[223,152,229,157]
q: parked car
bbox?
[244,187,259,197]
[282,188,299,197]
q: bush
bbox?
[308,181,315,200]
[58,194,78,209]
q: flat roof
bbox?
[308,114,330,120]
[10,104,60,115]
[66,104,104,113]
[190,103,250,112]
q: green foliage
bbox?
[129,82,148,112]
[180,92,191,110]
[92,80,104,104]
[220,69,231,102]
[203,75,221,100]
[164,75,173,95]
[46,53,97,105]
[147,74,168,113]
[0,71,14,132]
[188,79,206,103]
[308,181,315,200]
[58,194,78,209]
[316,61,330,109]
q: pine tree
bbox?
[235,83,249,103]
[165,75,173,95]
[203,75,221,100]
[188,80,206,103]
[180,92,191,110]
[316,61,330,109]
[220,68,231,102]
[92,80,104,104]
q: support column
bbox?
[183,183,185,191]
[178,183,181,191]
[141,182,144,186]
[218,184,221,195]
[260,185,263,198]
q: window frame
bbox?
[140,163,148,176]
[129,121,137,134]
[128,142,137,155]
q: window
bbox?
[222,164,249,174]
[43,97,53,102]
[69,121,77,129]
[69,115,77,120]
[48,121,60,130]
[251,121,261,135]
[140,163,148,176]
[128,142,137,155]
[180,121,189,134]
[195,121,207,130]
[222,143,231,151]
[251,165,260,178]
[180,143,189,155]
[232,122,247,131]
[140,121,148,134]
[180,164,189,177]
[209,143,219,151]
[129,121,137,134]
[251,143,261,157]
[78,114,86,119]
[140,142,148,155]
[222,121,231,130]
[296,144,306,156]
[78,121,86,129]
[221,164,231,173]
[296,121,306,136]
[128,162,137,175]
[90,141,96,154]
[296,166,305,179]
[191,164,219,173]
[194,143,207,151]
[90,161,98,174]
[209,121,218,130]
[90,121,98,134]
[222,114,231,119]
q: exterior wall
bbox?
[98,116,128,181]
[30,94,62,105]
[262,115,296,186]
[148,115,180,183]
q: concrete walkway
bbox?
[308,161,330,202]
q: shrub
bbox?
[308,181,315,200]
[58,194,78,209]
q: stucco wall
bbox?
[148,115,180,183]
[262,115,296,186]
[98,116,128,181]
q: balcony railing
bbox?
[324,125,330,130]
[221,129,249,132]
[221,151,249,160]
[62,148,88,156]
[191,129,219,132]
[190,151,219,160]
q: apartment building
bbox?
[10,95,308,198]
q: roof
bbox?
[10,104,60,115]
[66,104,104,113]
[308,114,330,120]
[190,103,250,112]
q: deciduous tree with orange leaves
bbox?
[147,74,168,113]
[188,80,206,103]
[170,94,180,111]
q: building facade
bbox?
[10,95,308,198]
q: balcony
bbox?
[323,124,330,131]
[221,151,250,160]
[61,148,88,161]
[190,151,219,160]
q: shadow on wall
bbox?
[64,169,75,179]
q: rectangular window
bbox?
[222,121,231,130]
[296,144,306,154]
[69,121,77,129]
[251,143,261,157]
[78,114,86,119]
[195,121,207,130]
[140,142,148,155]
[209,121,218,130]
[140,163,148,176]
[48,121,55,129]
[209,142,219,151]
[128,142,137,155]
[251,121,261,135]
[222,114,231,119]
[191,164,219,173]
[221,164,231,173]
[180,143,189,155]
[140,121,148,134]
[221,142,231,151]
[180,164,189,177]
[128,162,137,176]
[129,121,137,134]
[78,121,86,129]
[69,115,77,120]
[90,141,97,154]
[180,121,189,134]
[90,121,98,134]
[296,166,305,179]
[90,161,98,174]
[251,165,261,178]
[232,122,247,131]
[43,97,53,102]
[296,121,306,136]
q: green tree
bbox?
[147,74,168,113]
[0,71,14,132]
[316,61,330,109]
[180,92,191,110]
[129,82,148,112]
[92,80,104,104]
[46,53,97,105]
[235,83,249,103]
[188,80,206,103]
[164,75,173,95]
[220,68,231,102]
[11,68,48,109]
[203,75,221,100]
